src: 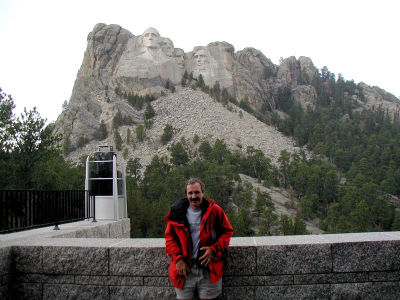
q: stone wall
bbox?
[1,223,400,299]
[0,218,130,299]
[0,246,12,299]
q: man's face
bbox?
[186,183,204,210]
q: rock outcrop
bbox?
[356,82,400,120]
[54,23,400,159]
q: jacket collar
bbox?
[166,197,212,224]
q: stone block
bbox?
[106,276,143,286]
[55,232,76,238]
[109,221,122,238]
[294,272,368,284]
[331,282,400,299]
[13,246,42,273]
[144,276,171,286]
[223,275,293,286]
[0,247,12,276]
[332,240,400,272]
[42,274,75,284]
[122,218,131,238]
[43,284,109,300]
[0,284,9,300]
[109,286,176,300]
[255,284,331,299]
[224,246,256,275]
[15,273,43,283]
[1,274,10,286]
[75,275,106,285]
[74,230,90,238]
[369,271,400,282]
[110,247,169,276]
[12,282,42,300]
[75,224,109,238]
[43,246,108,275]
[16,273,74,284]
[257,244,331,275]
[222,287,255,299]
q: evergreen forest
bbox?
[269,68,400,233]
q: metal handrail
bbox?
[0,190,92,234]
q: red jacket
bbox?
[165,197,233,289]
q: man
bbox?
[165,178,233,300]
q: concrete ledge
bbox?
[1,222,400,299]
[0,218,130,246]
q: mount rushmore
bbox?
[55,23,400,163]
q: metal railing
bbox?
[0,190,92,233]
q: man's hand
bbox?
[199,246,214,266]
[176,259,190,278]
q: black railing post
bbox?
[53,191,60,230]
[85,190,90,220]
[86,191,89,219]
[92,194,97,223]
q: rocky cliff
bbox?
[54,23,400,164]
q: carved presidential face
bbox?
[142,28,161,49]
[174,48,185,68]
[193,49,209,68]
[161,38,174,57]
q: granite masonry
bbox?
[1,220,400,299]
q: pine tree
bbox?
[170,142,189,166]
[198,140,212,160]
[136,125,145,142]
[197,74,205,88]
[126,157,142,181]
[254,189,271,226]
[258,207,278,236]
[126,128,131,145]
[114,130,122,151]
[392,211,400,231]
[192,134,199,144]
[122,148,128,159]
[62,100,68,111]
[63,136,73,155]
[161,124,174,145]
[96,120,108,140]
[181,77,187,87]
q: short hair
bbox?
[185,178,205,193]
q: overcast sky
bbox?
[1,0,399,123]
